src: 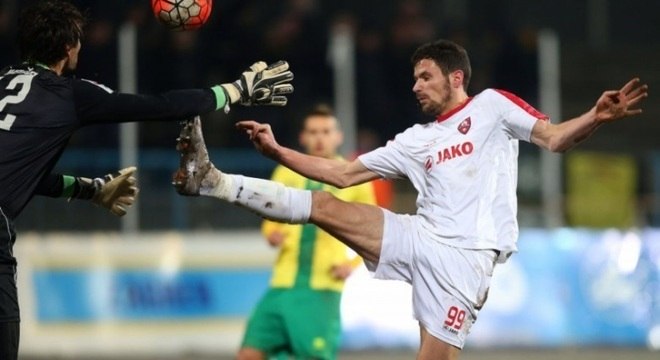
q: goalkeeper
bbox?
[0,1,293,359]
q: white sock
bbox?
[201,173,312,224]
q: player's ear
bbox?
[65,40,80,56]
[451,70,464,89]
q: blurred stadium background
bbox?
[1,0,659,358]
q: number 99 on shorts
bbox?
[443,305,466,334]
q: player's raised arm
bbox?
[236,120,379,188]
[531,78,648,152]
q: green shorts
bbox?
[241,288,342,360]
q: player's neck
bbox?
[451,91,469,108]
[49,60,66,76]
[436,92,471,122]
[442,93,469,114]
[22,61,61,75]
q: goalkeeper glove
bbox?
[220,60,294,111]
[74,167,139,217]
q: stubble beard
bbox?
[421,84,453,117]
[422,89,452,116]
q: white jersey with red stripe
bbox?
[358,88,548,262]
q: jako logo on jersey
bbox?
[425,142,475,172]
[458,117,471,134]
[435,141,474,165]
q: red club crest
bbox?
[458,117,471,134]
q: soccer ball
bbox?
[151,0,212,31]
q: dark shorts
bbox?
[0,206,17,269]
[0,273,19,322]
[0,207,19,322]
[0,207,19,359]
[0,321,19,360]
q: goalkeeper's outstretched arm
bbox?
[74,60,294,125]
[35,167,139,217]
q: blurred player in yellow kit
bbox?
[237,105,376,360]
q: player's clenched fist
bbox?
[221,60,294,109]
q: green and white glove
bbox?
[75,167,139,217]
[219,60,294,111]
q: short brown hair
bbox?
[301,103,339,130]
[306,103,335,118]
[411,39,472,91]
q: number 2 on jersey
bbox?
[0,74,36,130]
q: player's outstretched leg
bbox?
[173,116,219,195]
[172,117,312,224]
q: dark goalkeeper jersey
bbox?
[0,63,217,219]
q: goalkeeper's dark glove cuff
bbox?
[68,177,99,201]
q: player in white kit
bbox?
[174,40,648,360]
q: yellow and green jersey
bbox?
[262,162,376,292]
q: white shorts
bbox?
[366,209,497,349]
